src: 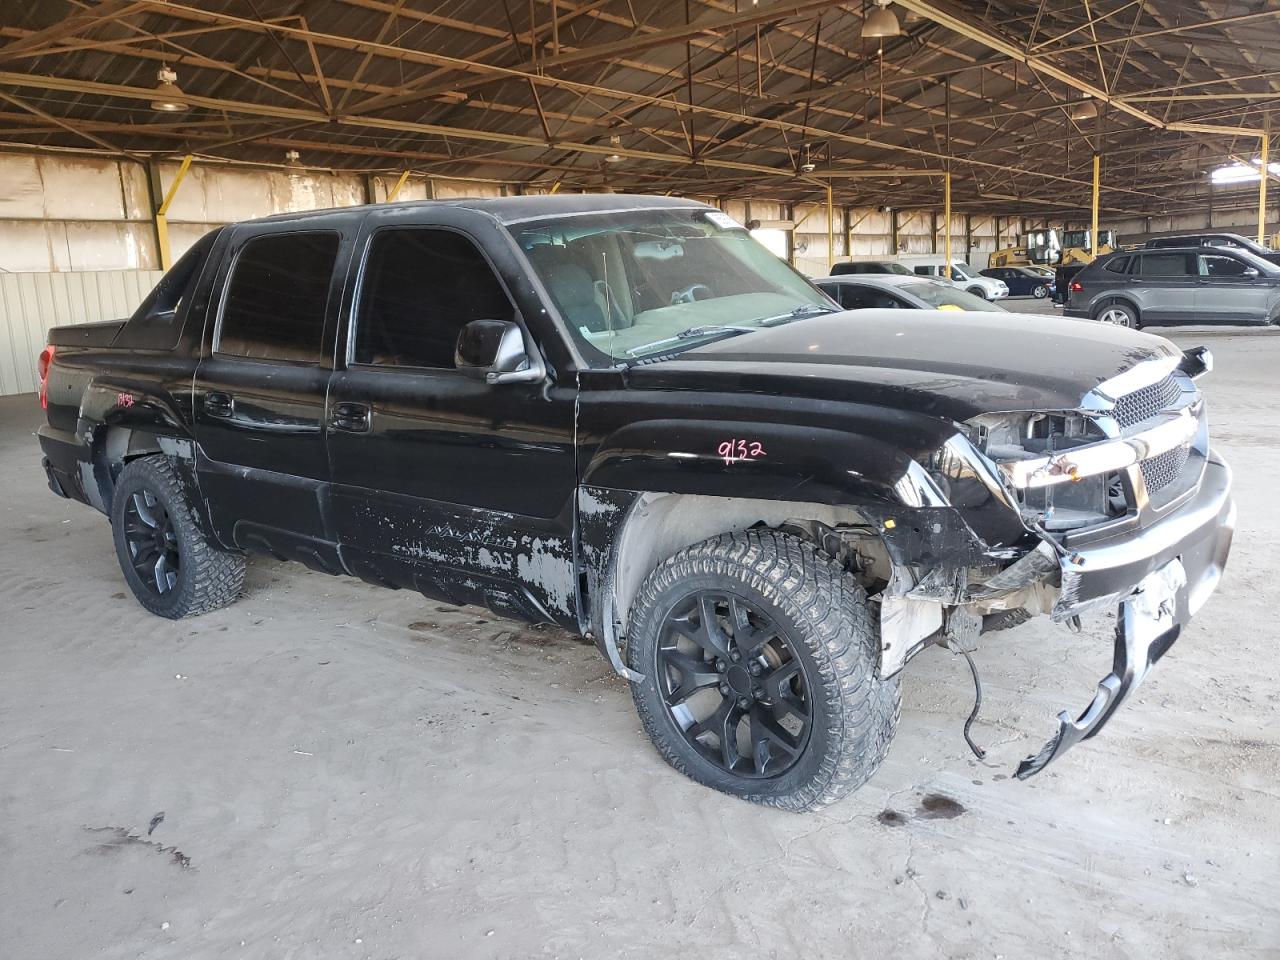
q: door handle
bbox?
[204,391,234,418]
[330,401,371,433]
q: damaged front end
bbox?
[869,349,1234,778]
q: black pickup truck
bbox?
[37,195,1235,811]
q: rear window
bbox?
[1104,255,1131,274]
[115,230,218,350]
[216,232,340,363]
[1136,253,1191,277]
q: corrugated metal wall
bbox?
[0,270,161,396]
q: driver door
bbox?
[325,213,579,627]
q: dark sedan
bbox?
[981,266,1056,299]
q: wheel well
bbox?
[607,493,874,633]
[1093,296,1139,320]
[91,427,164,512]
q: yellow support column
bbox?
[1259,123,1270,246]
[826,181,835,271]
[386,169,412,202]
[943,171,952,273]
[154,153,192,272]
[1091,153,1100,258]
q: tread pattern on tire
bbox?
[626,529,900,812]
[111,454,245,619]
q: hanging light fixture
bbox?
[862,1,901,39]
[1069,95,1098,121]
[284,149,302,168]
[150,65,189,113]
[604,134,623,164]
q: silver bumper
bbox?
[1016,454,1235,779]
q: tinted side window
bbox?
[117,230,218,350]
[354,228,513,369]
[1200,254,1248,277]
[1105,255,1131,274]
[217,232,339,362]
[841,286,900,309]
[913,266,931,276]
[1136,253,1191,277]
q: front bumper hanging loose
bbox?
[1015,455,1236,779]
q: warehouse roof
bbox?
[0,1,1276,217]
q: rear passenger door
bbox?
[193,218,354,567]
[1194,252,1266,323]
[325,212,579,627]
[1130,252,1197,323]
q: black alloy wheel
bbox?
[627,530,900,811]
[121,488,181,596]
[656,590,811,779]
[110,454,245,618]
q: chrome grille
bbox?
[1111,375,1182,428]
[1140,443,1191,494]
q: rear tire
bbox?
[110,455,245,619]
[1032,284,1049,299]
[1093,300,1140,329]
[626,530,900,812]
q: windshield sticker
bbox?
[718,438,767,465]
[704,210,745,231]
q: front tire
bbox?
[110,455,245,618]
[966,286,990,300]
[626,530,900,812]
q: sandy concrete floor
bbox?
[1,319,1277,959]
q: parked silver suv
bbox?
[1064,246,1280,327]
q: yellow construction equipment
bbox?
[988,228,1061,268]
[1059,228,1118,265]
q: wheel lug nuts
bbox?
[715,659,727,672]
[730,651,741,662]
[737,697,751,709]
[719,682,731,695]
[749,662,762,676]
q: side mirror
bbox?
[1242,266,1260,278]
[455,319,542,385]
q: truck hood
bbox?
[633,309,1181,422]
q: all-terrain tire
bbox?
[626,530,900,812]
[110,454,245,619]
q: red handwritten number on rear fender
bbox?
[117,392,134,408]
[718,439,766,465]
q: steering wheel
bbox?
[671,283,713,305]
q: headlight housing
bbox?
[964,412,1128,532]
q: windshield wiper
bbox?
[624,324,755,357]
[758,303,837,326]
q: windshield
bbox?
[949,262,978,280]
[508,208,833,363]
[899,281,1005,312]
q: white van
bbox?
[897,257,1008,301]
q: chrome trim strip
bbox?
[999,406,1200,489]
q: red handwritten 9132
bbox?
[718,438,766,465]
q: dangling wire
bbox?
[957,647,987,760]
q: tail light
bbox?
[37,344,55,409]
[1069,280,1084,293]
